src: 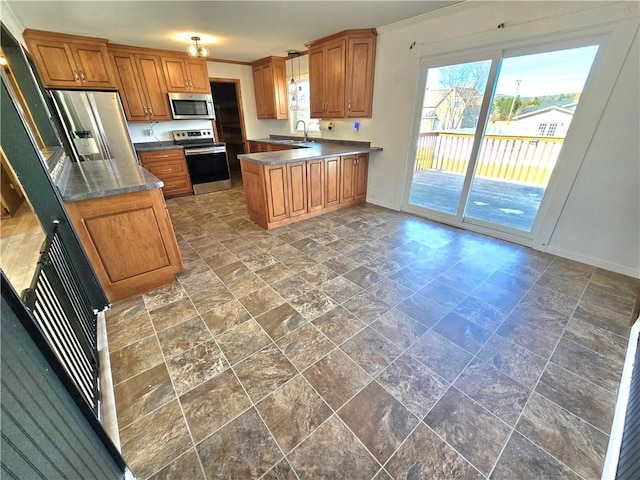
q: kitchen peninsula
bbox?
[239,139,382,229]
[57,157,183,302]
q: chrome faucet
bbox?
[296,120,308,142]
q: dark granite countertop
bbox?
[134,141,184,153]
[239,138,382,165]
[58,158,163,202]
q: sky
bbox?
[497,45,600,97]
[425,44,600,98]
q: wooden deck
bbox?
[409,169,545,232]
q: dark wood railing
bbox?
[22,221,100,417]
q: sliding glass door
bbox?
[408,59,494,215]
[405,44,599,238]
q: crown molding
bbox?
[376,0,487,34]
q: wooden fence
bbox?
[415,132,564,186]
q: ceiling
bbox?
[6,1,460,63]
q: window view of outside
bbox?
[410,59,492,215]
[289,75,320,134]
[410,45,599,233]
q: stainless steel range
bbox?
[173,129,232,194]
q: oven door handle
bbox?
[184,148,225,156]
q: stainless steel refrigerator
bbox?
[49,90,137,163]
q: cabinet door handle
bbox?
[157,155,169,158]
[149,107,154,117]
[79,71,86,82]
[143,106,149,115]
[73,71,81,82]
[348,100,351,112]
[160,168,172,173]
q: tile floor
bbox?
[106,182,638,480]
[0,201,45,292]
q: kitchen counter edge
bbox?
[58,157,164,202]
[239,142,383,166]
[134,141,184,153]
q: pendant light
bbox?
[296,54,305,105]
[188,36,209,58]
[287,51,297,96]
[287,51,300,111]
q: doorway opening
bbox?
[0,149,45,293]
[405,44,599,239]
[210,79,247,176]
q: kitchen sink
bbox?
[271,139,318,145]
[272,139,303,144]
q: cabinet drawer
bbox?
[268,144,294,152]
[145,160,188,177]
[161,175,192,197]
[139,149,184,163]
[248,141,269,153]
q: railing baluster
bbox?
[22,222,100,416]
[415,132,563,187]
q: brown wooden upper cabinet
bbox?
[161,56,210,93]
[308,38,346,118]
[109,46,171,121]
[306,29,376,118]
[23,29,116,89]
[251,56,289,120]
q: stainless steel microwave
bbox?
[168,92,215,120]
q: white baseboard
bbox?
[365,197,400,211]
[542,245,640,279]
[97,312,120,452]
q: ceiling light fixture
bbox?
[188,36,209,58]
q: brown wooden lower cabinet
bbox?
[247,141,269,153]
[325,156,340,207]
[339,154,369,203]
[264,164,289,223]
[287,162,308,217]
[307,158,325,212]
[354,154,369,201]
[138,148,192,198]
[65,188,183,302]
[240,154,368,229]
